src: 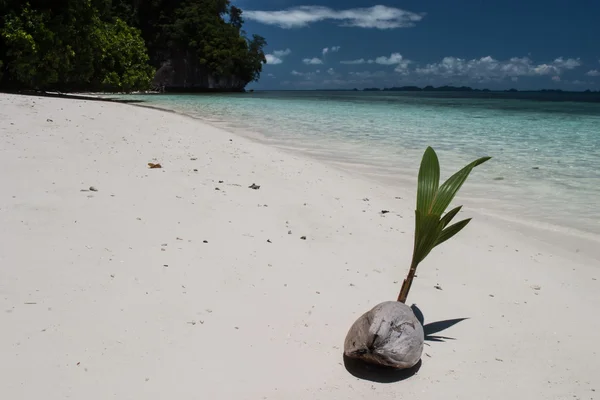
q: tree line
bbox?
[0,0,267,92]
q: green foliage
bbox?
[413,147,491,264]
[243,34,268,82]
[0,0,266,91]
[0,6,67,88]
[229,6,244,31]
[91,18,154,92]
[0,1,153,91]
[397,147,490,303]
[163,0,267,86]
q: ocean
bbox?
[110,91,600,238]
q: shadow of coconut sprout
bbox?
[411,304,468,342]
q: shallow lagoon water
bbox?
[114,91,600,236]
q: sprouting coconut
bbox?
[344,146,491,369]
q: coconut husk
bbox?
[344,301,424,369]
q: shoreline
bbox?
[9,90,599,258]
[92,93,600,259]
[2,93,599,399]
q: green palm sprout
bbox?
[397,147,491,303]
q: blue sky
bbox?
[236,0,600,90]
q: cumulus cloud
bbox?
[394,62,411,75]
[265,55,283,65]
[340,58,366,65]
[265,48,292,65]
[586,69,600,77]
[303,57,323,65]
[415,56,581,80]
[340,53,410,73]
[327,68,336,75]
[373,53,404,65]
[323,46,341,55]
[244,5,425,29]
[372,53,411,74]
[272,49,292,57]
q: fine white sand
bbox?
[1,93,599,399]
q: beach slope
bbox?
[0,93,598,399]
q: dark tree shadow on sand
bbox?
[343,304,468,383]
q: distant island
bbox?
[356,85,600,93]
[0,0,267,93]
[331,85,599,102]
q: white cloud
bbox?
[373,53,405,65]
[265,55,283,65]
[531,57,581,75]
[371,53,411,74]
[265,48,292,65]
[415,56,582,80]
[272,48,292,57]
[244,5,425,29]
[303,57,323,65]
[341,53,411,74]
[327,68,335,75]
[552,76,561,82]
[586,69,600,77]
[340,58,366,65]
[550,57,581,70]
[394,61,411,75]
[323,46,341,55]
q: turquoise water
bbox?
[113,91,600,236]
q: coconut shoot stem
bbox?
[397,261,418,303]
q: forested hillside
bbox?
[0,0,266,92]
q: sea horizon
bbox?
[108,90,600,239]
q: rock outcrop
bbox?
[152,57,247,93]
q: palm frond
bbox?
[440,205,462,228]
[435,218,471,248]
[416,147,440,214]
[397,148,490,303]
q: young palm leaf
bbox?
[397,147,490,303]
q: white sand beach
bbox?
[1,93,599,399]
